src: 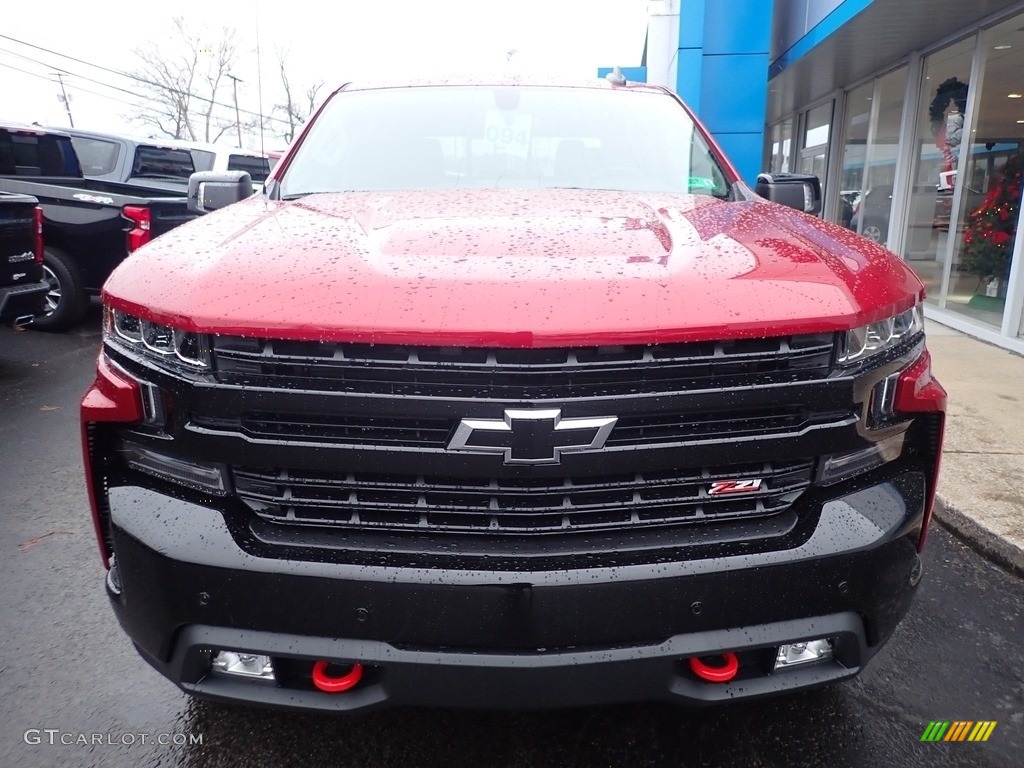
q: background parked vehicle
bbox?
[849,185,893,243]
[169,140,271,192]
[55,128,197,193]
[838,190,858,229]
[0,192,47,327]
[0,123,196,331]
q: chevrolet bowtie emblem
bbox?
[447,409,618,465]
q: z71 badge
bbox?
[708,479,763,496]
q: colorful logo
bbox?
[920,721,997,742]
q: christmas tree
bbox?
[960,152,1023,288]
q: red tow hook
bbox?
[311,660,364,693]
[689,652,739,683]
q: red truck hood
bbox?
[104,188,924,346]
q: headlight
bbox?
[838,304,924,366]
[105,307,211,370]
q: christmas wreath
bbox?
[929,78,969,135]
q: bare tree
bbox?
[128,17,239,143]
[306,80,325,119]
[273,48,324,143]
[199,28,239,143]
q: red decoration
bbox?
[961,153,1023,285]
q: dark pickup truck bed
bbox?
[0,192,47,327]
[0,124,197,330]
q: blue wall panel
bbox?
[699,54,771,135]
[703,0,775,55]
[675,0,774,184]
[678,0,708,113]
[714,133,766,187]
[675,49,705,113]
[678,0,707,49]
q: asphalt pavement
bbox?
[0,308,1021,768]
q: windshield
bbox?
[279,86,732,198]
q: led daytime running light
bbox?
[839,305,924,365]
[107,309,210,369]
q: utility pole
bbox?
[227,74,243,146]
[52,72,74,127]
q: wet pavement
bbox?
[0,309,1021,768]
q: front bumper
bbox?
[105,473,926,712]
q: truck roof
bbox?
[161,139,269,158]
[334,74,669,96]
[44,126,185,149]
[0,121,72,138]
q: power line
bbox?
[0,47,247,130]
[0,60,160,116]
[0,32,287,126]
[0,54,243,134]
[0,43,267,126]
[0,60,52,82]
[0,46,156,102]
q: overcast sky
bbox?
[0,0,649,150]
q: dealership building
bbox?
[639,0,1024,352]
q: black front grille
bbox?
[211,333,837,398]
[192,405,848,448]
[233,459,815,535]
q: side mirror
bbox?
[187,171,253,214]
[755,173,822,215]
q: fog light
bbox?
[818,433,905,485]
[774,639,834,670]
[211,651,276,681]
[119,441,228,494]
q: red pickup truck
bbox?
[82,76,945,712]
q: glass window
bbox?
[70,137,120,176]
[837,68,907,243]
[227,155,270,182]
[941,16,1024,328]
[280,86,734,198]
[190,150,215,172]
[898,37,976,302]
[836,83,874,229]
[0,130,81,176]
[131,146,196,180]
[799,102,832,180]
[768,119,793,174]
[804,103,832,148]
[858,67,907,246]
